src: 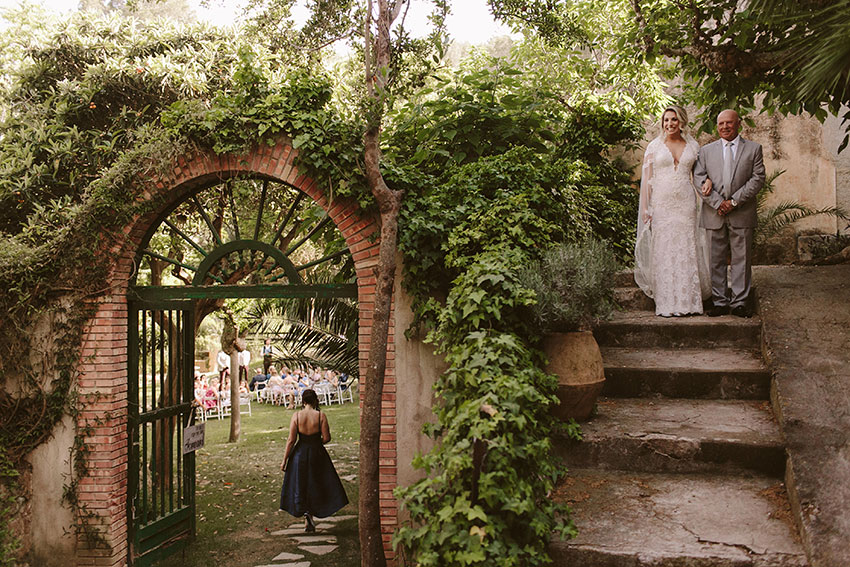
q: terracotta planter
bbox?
[542,331,605,422]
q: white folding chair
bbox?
[337,383,353,404]
[239,393,252,416]
[313,383,330,405]
[219,391,232,417]
[320,382,341,405]
[201,390,222,420]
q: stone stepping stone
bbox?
[255,563,310,567]
[340,474,357,482]
[300,545,338,555]
[272,551,306,561]
[292,535,337,544]
[274,526,310,535]
[317,514,357,522]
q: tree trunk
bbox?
[221,316,242,443]
[359,2,402,565]
[229,338,246,443]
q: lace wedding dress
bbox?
[634,135,710,316]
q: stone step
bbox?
[549,469,808,567]
[613,286,655,311]
[554,398,785,476]
[600,346,771,400]
[595,311,762,349]
[613,271,637,288]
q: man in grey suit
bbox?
[693,109,765,317]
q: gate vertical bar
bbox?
[128,298,196,566]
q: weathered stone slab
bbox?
[300,545,338,555]
[594,311,762,349]
[756,264,850,566]
[318,514,357,522]
[550,469,808,567]
[272,551,306,561]
[291,535,337,544]
[555,398,785,476]
[600,346,770,399]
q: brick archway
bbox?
[74,140,398,566]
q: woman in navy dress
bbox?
[279,389,348,531]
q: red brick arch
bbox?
[74,139,398,566]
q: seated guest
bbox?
[249,367,271,391]
[202,378,220,410]
[324,370,339,388]
[296,372,311,393]
[266,371,287,405]
[193,377,204,407]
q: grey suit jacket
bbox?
[693,137,765,229]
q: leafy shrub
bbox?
[520,239,620,333]
[394,53,640,566]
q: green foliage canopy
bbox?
[489,0,850,149]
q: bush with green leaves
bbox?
[519,239,620,334]
[393,54,638,565]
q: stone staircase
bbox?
[549,273,809,566]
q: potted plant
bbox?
[520,238,620,421]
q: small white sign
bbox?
[183,423,205,454]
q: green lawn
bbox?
[155,400,361,567]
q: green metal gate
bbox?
[126,177,358,564]
[128,298,196,566]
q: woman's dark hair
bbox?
[302,389,320,409]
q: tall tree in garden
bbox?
[244,2,445,564]
[358,2,401,564]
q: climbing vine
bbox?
[392,56,642,564]
[0,10,368,562]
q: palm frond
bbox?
[757,201,850,244]
[245,295,359,376]
[755,169,786,211]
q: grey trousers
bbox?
[707,223,753,308]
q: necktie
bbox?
[722,141,734,198]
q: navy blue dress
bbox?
[279,420,348,518]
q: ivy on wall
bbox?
[0,11,368,562]
[391,58,641,564]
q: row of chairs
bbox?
[256,380,358,408]
[196,390,252,422]
[315,381,357,405]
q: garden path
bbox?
[257,514,357,567]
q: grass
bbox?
[155,400,361,567]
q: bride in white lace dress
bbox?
[634,105,710,317]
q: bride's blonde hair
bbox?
[659,105,688,137]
